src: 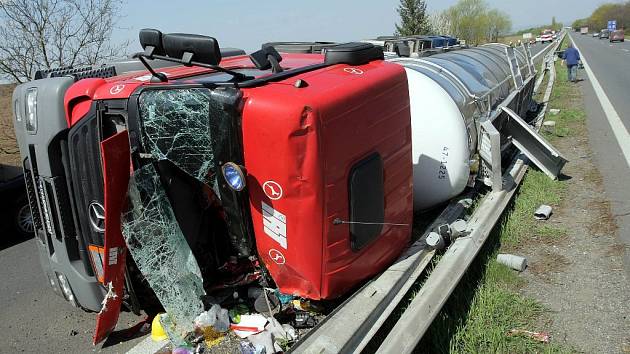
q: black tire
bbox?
[13,196,34,238]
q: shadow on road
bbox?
[0,231,34,251]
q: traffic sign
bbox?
[608,20,617,31]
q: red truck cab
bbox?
[13,29,413,342]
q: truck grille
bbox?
[23,161,43,233]
[68,111,105,246]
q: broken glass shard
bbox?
[122,164,205,336]
[139,89,216,185]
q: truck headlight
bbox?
[14,99,22,122]
[25,88,38,133]
[221,162,246,191]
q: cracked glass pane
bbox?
[122,164,205,337]
[139,89,216,185]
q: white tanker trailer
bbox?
[389,43,539,209]
[266,41,564,211]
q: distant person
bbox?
[562,44,581,83]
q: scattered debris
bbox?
[151,314,169,342]
[239,341,266,354]
[229,304,250,323]
[292,311,317,329]
[534,204,553,220]
[450,219,468,239]
[549,108,560,115]
[69,329,78,336]
[507,329,550,343]
[275,290,294,305]
[542,120,556,134]
[497,253,528,272]
[232,314,268,338]
[254,290,280,315]
[426,231,446,250]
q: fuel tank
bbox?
[388,44,532,209]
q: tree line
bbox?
[395,0,512,45]
[572,2,630,32]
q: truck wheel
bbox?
[14,196,34,237]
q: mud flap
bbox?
[93,131,131,345]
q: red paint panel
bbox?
[242,60,413,299]
[93,131,130,345]
[64,78,105,127]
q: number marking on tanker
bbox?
[262,202,287,249]
[438,146,449,180]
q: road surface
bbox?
[569,31,630,270]
[0,235,146,353]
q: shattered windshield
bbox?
[122,164,205,337]
[139,88,216,185]
[121,88,219,339]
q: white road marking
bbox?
[571,36,630,168]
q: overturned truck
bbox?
[12,29,560,345]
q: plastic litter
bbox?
[239,341,266,354]
[542,120,556,134]
[215,308,230,332]
[534,204,553,220]
[244,317,295,354]
[193,305,227,347]
[231,314,268,338]
[173,347,194,354]
[497,254,528,272]
[291,299,323,313]
[248,330,277,353]
[194,305,219,328]
[274,289,294,304]
[548,108,560,115]
[229,303,250,323]
[151,313,169,342]
[254,290,280,315]
[507,329,550,343]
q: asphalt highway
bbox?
[568,31,630,271]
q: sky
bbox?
[113,0,616,53]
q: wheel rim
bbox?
[17,205,34,234]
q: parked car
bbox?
[0,165,33,238]
[535,36,542,43]
[610,30,625,42]
[600,29,610,39]
[592,32,600,37]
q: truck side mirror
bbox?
[139,28,166,56]
[162,33,222,65]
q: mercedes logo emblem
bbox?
[88,201,105,232]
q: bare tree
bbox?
[428,12,452,36]
[0,0,128,83]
